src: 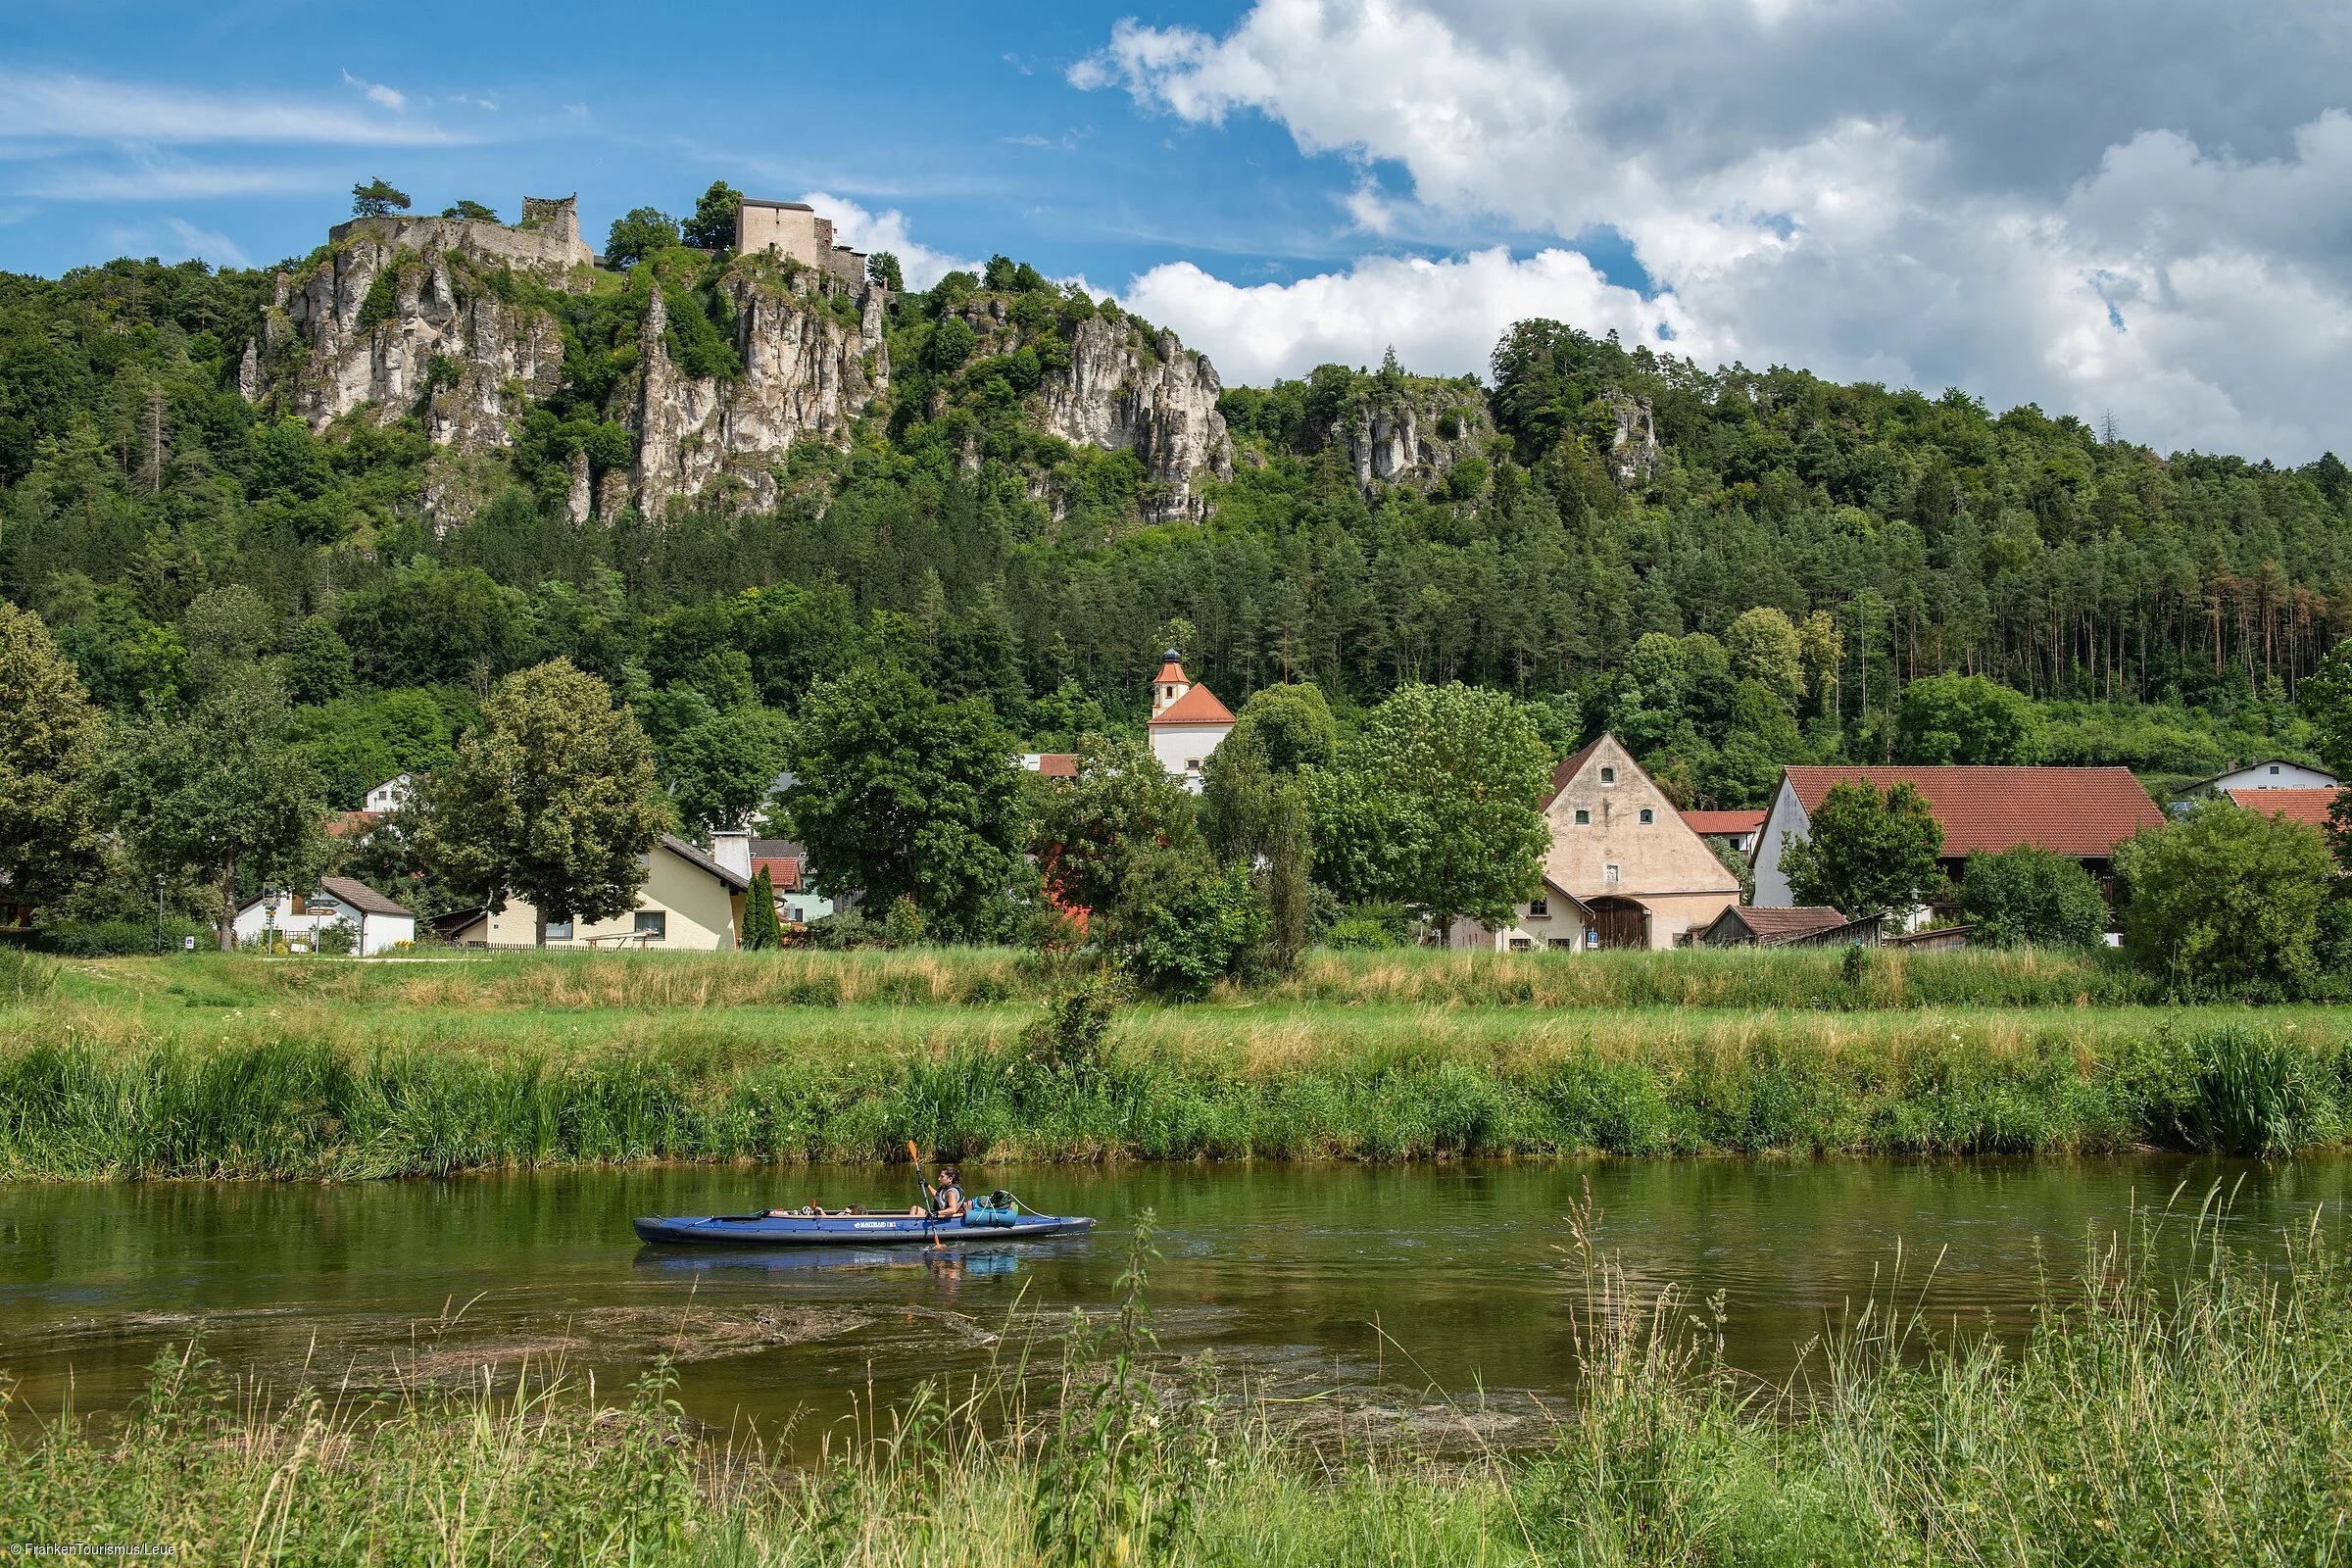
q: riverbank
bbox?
[9,1219,2344,1565]
[0,952,2342,1174]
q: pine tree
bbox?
[743,864,783,950]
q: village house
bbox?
[2190,758,2337,796]
[1145,653,1235,793]
[233,876,417,956]
[1467,735,1740,951]
[1752,764,2168,915]
[1681,808,1766,856]
[748,837,839,927]
[1696,905,1882,948]
[431,834,748,950]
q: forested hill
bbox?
[2,243,2347,816]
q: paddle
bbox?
[907,1138,945,1249]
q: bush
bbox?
[2180,1025,2315,1156]
[1127,861,1268,997]
[34,919,209,956]
[315,919,358,956]
[1325,903,1412,951]
[2115,799,2335,996]
[1959,845,2110,948]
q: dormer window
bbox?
[1599,766,1616,784]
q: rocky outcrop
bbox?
[1038,317,1232,520]
[265,234,568,464]
[1335,382,1492,495]
[1603,390,1659,489]
[625,263,889,514]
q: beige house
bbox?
[1467,734,1740,951]
[433,835,747,950]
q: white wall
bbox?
[1750,779,1809,907]
[1150,722,1231,794]
[2212,760,2337,791]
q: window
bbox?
[544,919,574,941]
[1528,897,1549,917]
[1185,758,1202,771]
[634,911,667,941]
[786,906,805,923]
[1549,939,1576,951]
[2270,764,2281,775]
[1604,863,1621,885]
[1599,765,1617,784]
[1509,938,1532,952]
[1639,808,1654,824]
[1574,808,1591,824]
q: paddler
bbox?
[908,1163,967,1220]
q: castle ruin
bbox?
[736,198,872,287]
[327,193,597,279]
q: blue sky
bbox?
[7,2,2352,460]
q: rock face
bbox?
[627,263,889,514]
[1603,390,1660,489]
[1037,316,1232,520]
[1335,382,1492,495]
[254,205,1237,525]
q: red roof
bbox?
[1152,660,1188,685]
[1032,753,1078,778]
[1545,737,1605,803]
[1783,765,2164,858]
[2227,787,2336,827]
[1683,809,1765,836]
[1148,683,1235,727]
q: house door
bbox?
[1588,897,1650,950]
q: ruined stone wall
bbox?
[328,197,594,279]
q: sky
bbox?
[6,0,2352,462]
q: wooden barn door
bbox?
[1589,897,1650,950]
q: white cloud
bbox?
[797,190,981,289]
[0,69,457,145]
[1121,248,1689,387]
[1077,0,2352,459]
[340,71,407,113]
[11,160,324,201]
[162,217,248,268]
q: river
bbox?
[2,1156,2341,1455]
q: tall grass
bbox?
[1,1005,2343,1177]
[9,1206,2347,1565]
[61,942,2146,1014]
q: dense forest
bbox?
[3,211,2346,827]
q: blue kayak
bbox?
[633,1210,1094,1247]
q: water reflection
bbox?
[0,1155,2338,1455]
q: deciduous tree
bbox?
[2115,800,2334,995]
[417,659,668,947]
[682,182,743,251]
[1958,845,2108,948]
[1897,673,2041,764]
[1782,779,1945,917]
[0,604,108,910]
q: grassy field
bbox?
[8,1212,2344,1565]
[0,947,2338,1177]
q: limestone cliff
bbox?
[1329,378,1493,495]
[1036,316,1232,521]
[1601,389,1660,489]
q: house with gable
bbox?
[1466,734,1741,951]
[1752,765,2168,914]
[1145,652,1235,793]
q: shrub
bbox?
[1325,903,1412,951]
[1128,861,1268,997]
[2115,799,2335,996]
[34,919,208,956]
[2180,1025,2314,1155]
[1959,845,2110,948]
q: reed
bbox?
[7,1204,2345,1566]
[50,941,2146,1016]
[1,1001,2344,1177]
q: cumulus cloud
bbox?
[1076,0,2352,459]
[1123,248,1688,386]
[797,190,981,289]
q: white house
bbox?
[2188,758,2337,795]
[433,834,748,950]
[233,876,417,955]
[1145,653,1235,793]
[364,774,416,813]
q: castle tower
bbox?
[1151,650,1191,716]
[1145,651,1235,793]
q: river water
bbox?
[2,1156,2343,1455]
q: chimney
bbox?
[709,829,753,882]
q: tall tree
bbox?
[1036,731,1201,943]
[101,666,329,948]
[604,208,680,270]
[682,182,744,251]
[351,178,411,218]
[785,662,1028,941]
[661,705,794,840]
[1310,682,1552,941]
[0,604,108,910]
[417,659,668,948]
[1782,780,1945,917]
[2115,801,2334,995]
[1897,674,2042,764]
[741,864,783,951]
[1201,683,1334,967]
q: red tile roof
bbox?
[1783,765,2165,858]
[2227,787,2337,827]
[1682,809,1766,836]
[1032,753,1079,777]
[1148,683,1236,726]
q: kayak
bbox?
[632,1211,1095,1247]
